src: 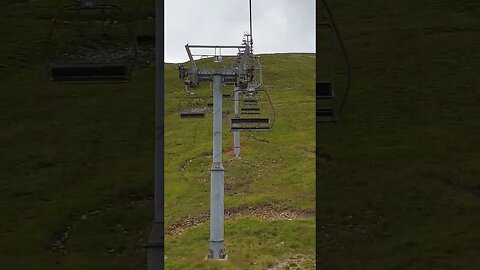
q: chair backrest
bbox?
[49,63,129,83]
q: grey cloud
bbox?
[165,0,315,63]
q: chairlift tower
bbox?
[179,43,249,260]
[230,23,265,158]
[178,40,271,258]
[177,0,271,260]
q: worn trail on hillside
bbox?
[167,203,315,236]
[267,254,316,270]
[51,197,314,256]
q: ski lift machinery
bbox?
[45,0,137,83]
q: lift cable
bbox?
[321,0,351,117]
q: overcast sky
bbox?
[164,0,315,63]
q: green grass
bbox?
[165,218,315,270]
[2,0,480,269]
[164,53,316,268]
[317,0,480,269]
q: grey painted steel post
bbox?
[208,75,227,259]
[147,0,164,269]
[233,88,240,158]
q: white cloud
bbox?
[164,0,315,63]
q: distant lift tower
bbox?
[231,32,264,158]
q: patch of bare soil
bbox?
[249,133,270,144]
[267,254,316,270]
[167,203,315,236]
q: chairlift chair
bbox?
[240,107,260,115]
[180,111,205,118]
[243,99,258,106]
[317,81,334,99]
[316,108,336,123]
[231,118,269,124]
[241,107,260,111]
[178,89,209,119]
[227,88,275,132]
[230,117,271,131]
[179,101,207,119]
[45,1,137,83]
[231,126,271,131]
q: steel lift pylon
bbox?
[179,43,248,259]
[174,0,272,260]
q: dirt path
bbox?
[51,198,314,255]
[267,254,316,270]
[167,203,315,236]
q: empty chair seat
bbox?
[231,126,271,131]
[49,63,129,83]
[231,118,269,124]
[231,117,271,131]
[317,82,334,99]
[243,100,258,105]
[316,108,336,123]
[241,111,260,115]
[180,112,205,118]
[241,108,260,112]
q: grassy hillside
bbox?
[0,1,315,269]
[164,53,316,269]
[1,1,156,268]
[317,0,480,269]
[2,0,480,269]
